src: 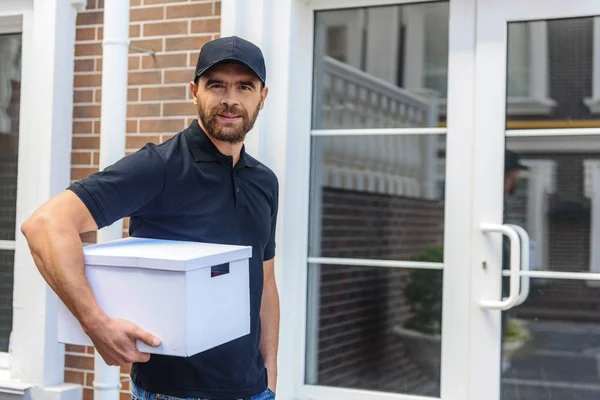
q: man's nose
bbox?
[221,88,240,107]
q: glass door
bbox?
[297,0,477,399]
[471,1,600,399]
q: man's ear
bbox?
[259,86,269,110]
[189,81,199,105]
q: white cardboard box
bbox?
[57,237,252,357]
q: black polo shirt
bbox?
[68,120,279,399]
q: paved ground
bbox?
[503,320,600,400]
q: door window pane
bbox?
[506,17,600,127]
[312,2,449,129]
[306,264,442,397]
[308,135,445,261]
[502,279,600,400]
[0,32,22,353]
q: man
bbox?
[21,36,279,400]
[504,150,528,197]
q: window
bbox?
[0,32,22,353]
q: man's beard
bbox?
[198,102,260,144]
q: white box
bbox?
[57,237,252,357]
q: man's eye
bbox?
[240,85,251,91]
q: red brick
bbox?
[128,88,139,102]
[165,35,211,51]
[130,0,140,5]
[83,388,93,400]
[141,86,187,101]
[94,120,101,134]
[72,167,99,180]
[65,344,87,353]
[127,119,138,133]
[142,53,187,69]
[64,370,84,385]
[144,0,188,4]
[163,102,196,117]
[72,152,92,165]
[97,27,103,41]
[95,89,102,103]
[75,43,102,57]
[73,121,93,134]
[74,90,94,104]
[129,38,163,53]
[215,1,221,15]
[97,0,104,7]
[121,363,132,374]
[164,69,195,84]
[73,105,101,119]
[72,136,100,150]
[74,74,102,88]
[65,355,94,370]
[131,7,164,22]
[129,56,140,70]
[92,152,100,165]
[75,59,95,73]
[77,11,103,26]
[76,27,95,41]
[123,218,130,230]
[119,393,130,400]
[86,346,95,354]
[127,103,160,118]
[128,71,162,85]
[140,119,184,133]
[191,18,221,34]
[80,231,97,244]
[166,4,212,19]
[86,0,95,9]
[143,21,188,37]
[85,372,94,387]
[130,24,141,38]
[126,135,161,149]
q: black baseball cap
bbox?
[505,150,529,174]
[193,36,266,85]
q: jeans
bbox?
[131,382,275,400]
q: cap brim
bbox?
[195,57,266,84]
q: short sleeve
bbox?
[68,144,166,229]
[263,178,279,261]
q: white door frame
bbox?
[470,1,600,399]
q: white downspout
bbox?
[94,0,130,399]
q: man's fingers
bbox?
[131,326,161,347]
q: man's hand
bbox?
[84,316,161,366]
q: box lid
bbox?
[83,237,252,271]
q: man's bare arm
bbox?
[259,258,280,393]
[21,190,160,365]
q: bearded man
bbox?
[21,36,279,400]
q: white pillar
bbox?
[94,0,131,399]
[11,0,84,398]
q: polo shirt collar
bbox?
[184,119,258,168]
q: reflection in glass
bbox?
[306,264,443,397]
[312,2,449,129]
[308,135,445,261]
[0,33,20,353]
[506,17,600,126]
[502,135,600,398]
[0,250,13,352]
[503,280,600,400]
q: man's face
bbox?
[190,62,268,144]
[505,169,519,196]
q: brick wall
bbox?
[67,0,221,397]
[315,188,444,395]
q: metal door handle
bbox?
[506,224,531,307]
[480,224,521,310]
